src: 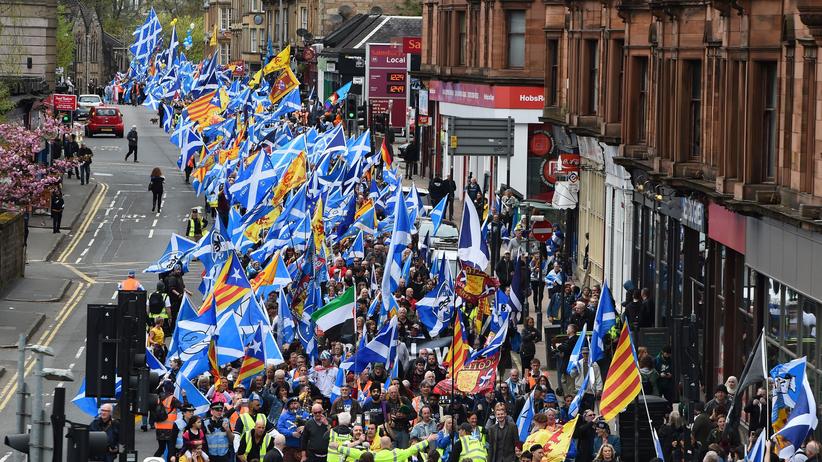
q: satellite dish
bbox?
[329,14,343,24]
[369,6,383,15]
[338,5,353,17]
[296,28,309,38]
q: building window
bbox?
[250,28,258,54]
[220,42,231,65]
[251,0,261,11]
[586,40,599,115]
[220,7,231,30]
[547,39,559,106]
[457,12,466,66]
[506,10,525,69]
[635,57,648,143]
[260,29,265,53]
[761,61,778,181]
[686,60,702,160]
[274,10,280,43]
[609,39,624,123]
[300,7,308,30]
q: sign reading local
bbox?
[367,43,407,129]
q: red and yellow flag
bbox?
[271,151,307,203]
[263,45,291,75]
[268,66,300,105]
[442,310,468,375]
[208,337,221,385]
[599,323,642,421]
[380,138,392,167]
[544,416,578,462]
[312,197,325,251]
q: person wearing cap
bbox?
[238,417,275,462]
[125,125,138,162]
[203,401,234,461]
[118,270,145,291]
[330,384,361,424]
[705,384,729,417]
[186,207,208,240]
[277,397,310,462]
[175,404,197,452]
[153,381,183,458]
[570,346,602,413]
[592,420,621,459]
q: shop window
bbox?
[506,10,525,69]
[546,39,559,107]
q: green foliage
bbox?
[56,4,75,71]
[396,0,423,16]
[155,12,205,63]
[0,82,14,120]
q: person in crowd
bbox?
[125,125,139,162]
[487,403,517,462]
[519,317,540,375]
[150,167,165,213]
[50,188,65,233]
[89,403,120,462]
[78,143,93,185]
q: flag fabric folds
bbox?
[773,358,818,460]
[589,281,617,363]
[311,286,355,332]
[458,198,489,270]
[599,322,642,421]
[234,324,267,388]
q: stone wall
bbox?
[0,0,57,89]
[0,212,25,293]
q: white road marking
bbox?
[80,248,88,257]
[148,229,154,239]
[68,363,75,369]
[1,451,13,461]
[75,346,85,359]
[75,257,82,264]
[97,222,104,229]
[94,172,113,176]
[94,229,100,237]
[104,209,110,216]
[111,291,117,300]
[152,218,158,227]
[109,201,116,207]
[87,238,95,247]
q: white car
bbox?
[77,94,103,108]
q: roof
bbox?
[102,31,124,48]
[322,15,421,55]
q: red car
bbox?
[85,106,124,137]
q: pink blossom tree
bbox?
[0,116,78,210]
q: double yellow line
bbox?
[56,182,109,263]
[0,282,88,412]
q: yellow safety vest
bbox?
[328,429,353,462]
[239,412,264,434]
[459,435,487,462]
[242,430,272,460]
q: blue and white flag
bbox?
[458,198,489,269]
[566,323,589,375]
[774,365,818,460]
[161,103,174,133]
[568,367,590,418]
[516,392,534,442]
[144,233,198,273]
[417,277,454,337]
[381,184,412,308]
[344,231,365,264]
[177,127,204,172]
[341,317,398,373]
[590,281,617,363]
[175,374,210,416]
[72,377,122,417]
[652,427,666,462]
[278,290,296,344]
[744,429,764,462]
[129,8,162,63]
[770,357,807,417]
[146,347,168,374]
[272,88,302,118]
[329,367,346,403]
[167,295,215,366]
[430,197,447,236]
[468,311,510,362]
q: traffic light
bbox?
[66,424,110,460]
[373,113,387,134]
[117,290,147,454]
[346,95,357,120]
[60,111,72,125]
[135,368,161,415]
[4,432,30,455]
[357,105,368,131]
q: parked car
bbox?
[416,217,459,249]
[75,94,103,121]
[85,106,124,137]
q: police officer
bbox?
[327,412,357,462]
[203,402,234,462]
[455,422,487,462]
[238,416,274,462]
[148,281,171,330]
[176,404,196,452]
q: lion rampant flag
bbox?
[271,151,307,203]
[544,416,578,462]
[312,197,325,251]
[263,45,291,75]
[269,66,300,105]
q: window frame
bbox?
[506,10,526,69]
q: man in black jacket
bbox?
[572,410,597,462]
[301,403,329,462]
[495,251,514,289]
[429,174,445,207]
[125,126,138,162]
[743,387,768,433]
[445,174,457,220]
[489,215,504,272]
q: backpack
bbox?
[154,401,169,422]
[149,292,165,313]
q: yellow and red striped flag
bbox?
[208,337,221,384]
[380,138,392,167]
[599,322,642,421]
[442,310,468,375]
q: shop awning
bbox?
[551,181,579,210]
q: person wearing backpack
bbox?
[148,281,171,335]
[153,382,183,458]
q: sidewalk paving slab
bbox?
[0,308,46,348]
[2,277,70,303]
[28,181,99,230]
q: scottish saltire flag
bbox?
[177,127,204,172]
[566,323,589,375]
[325,81,352,109]
[129,8,162,63]
[430,197,447,236]
[516,392,535,442]
[146,347,168,374]
[568,367,590,418]
[468,311,510,362]
[144,233,197,273]
[419,230,431,266]
[458,198,489,269]
[652,427,666,462]
[229,149,278,210]
[72,377,122,417]
[278,290,296,344]
[171,114,195,148]
[770,357,807,422]
[166,294,216,366]
[344,231,365,264]
[345,130,371,165]
[166,25,179,68]
[745,430,764,462]
[237,294,284,366]
[417,276,454,337]
[214,303,247,366]
[175,373,210,416]
[381,184,412,308]
[406,184,426,221]
[774,362,818,460]
[341,317,398,373]
[590,281,617,363]
[272,88,301,118]
[329,367,346,403]
[161,104,174,133]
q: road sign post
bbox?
[532,220,553,242]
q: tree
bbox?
[155,12,205,63]
[0,117,76,209]
[56,4,76,72]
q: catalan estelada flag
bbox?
[208,337,221,384]
[234,324,266,388]
[599,322,642,421]
[187,89,223,125]
[442,309,468,375]
[380,138,392,168]
[198,252,251,316]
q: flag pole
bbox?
[760,326,769,442]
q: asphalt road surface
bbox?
[0,104,203,461]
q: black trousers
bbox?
[125,144,138,161]
[152,190,163,211]
[80,164,90,184]
[154,439,174,459]
[52,212,62,232]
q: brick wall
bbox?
[0,213,25,293]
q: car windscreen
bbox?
[79,96,101,103]
[95,109,117,116]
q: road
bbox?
[0,104,203,460]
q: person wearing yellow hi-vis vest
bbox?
[237,417,274,462]
[185,207,208,239]
[330,432,438,462]
[327,412,357,462]
[449,423,487,462]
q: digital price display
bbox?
[387,84,406,94]
[387,73,405,82]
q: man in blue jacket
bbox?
[277,397,309,462]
